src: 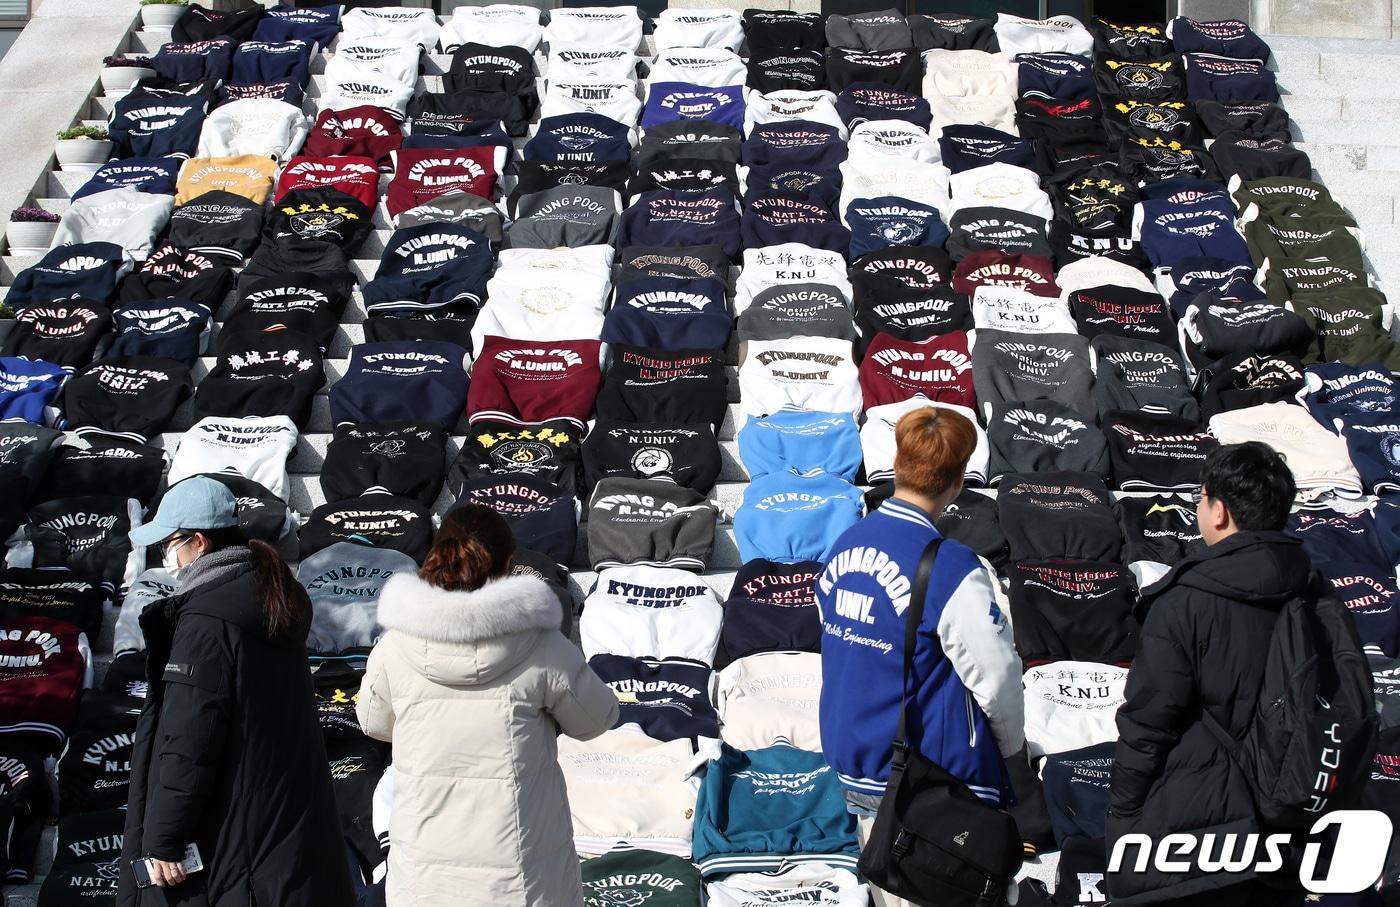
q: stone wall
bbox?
[1251,0,1395,40]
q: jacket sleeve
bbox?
[1111,595,1196,816]
[541,633,619,741]
[143,614,235,861]
[937,561,1025,758]
[355,643,396,743]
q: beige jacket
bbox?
[356,572,619,907]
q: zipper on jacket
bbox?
[965,689,977,747]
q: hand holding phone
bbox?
[148,858,186,887]
[132,844,204,888]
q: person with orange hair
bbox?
[816,406,1025,907]
[356,504,618,907]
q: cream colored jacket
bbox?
[357,572,618,907]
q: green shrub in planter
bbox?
[55,127,113,171]
[57,126,109,141]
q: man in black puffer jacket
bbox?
[1108,442,1309,906]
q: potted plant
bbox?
[139,0,187,30]
[55,126,113,171]
[101,54,154,94]
[6,207,60,253]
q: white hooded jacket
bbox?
[357,572,618,907]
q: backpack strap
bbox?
[891,537,943,766]
[1200,582,1322,758]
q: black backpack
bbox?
[1204,574,1378,829]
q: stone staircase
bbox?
[0,16,1396,907]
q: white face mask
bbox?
[161,536,196,578]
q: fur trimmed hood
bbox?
[377,572,561,644]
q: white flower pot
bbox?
[6,221,58,254]
[140,3,186,29]
[55,138,113,171]
[101,66,154,94]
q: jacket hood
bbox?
[375,572,561,685]
[1150,530,1311,607]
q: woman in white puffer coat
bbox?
[357,504,618,907]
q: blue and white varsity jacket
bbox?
[816,497,1024,805]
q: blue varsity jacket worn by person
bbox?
[816,496,1024,805]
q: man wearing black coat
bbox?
[1107,442,1308,906]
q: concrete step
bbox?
[1267,48,1320,75]
[1328,192,1398,227]
[1280,72,1400,100]
[1265,35,1400,56]
[1293,141,1373,177]
[1368,224,1400,256]
[1366,145,1400,172]
[1315,51,1400,82]
[1298,167,1400,198]
[1291,116,1400,145]
[1278,94,1344,122]
[126,28,169,56]
[1338,98,1400,122]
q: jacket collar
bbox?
[177,545,252,595]
[878,496,935,530]
[376,571,561,644]
[1141,530,1308,606]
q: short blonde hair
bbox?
[893,406,976,498]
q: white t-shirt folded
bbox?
[440,4,542,53]
[544,6,644,51]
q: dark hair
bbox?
[195,527,306,638]
[1199,441,1296,531]
[420,504,515,592]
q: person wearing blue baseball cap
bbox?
[117,476,353,907]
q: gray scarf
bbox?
[177,545,254,595]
